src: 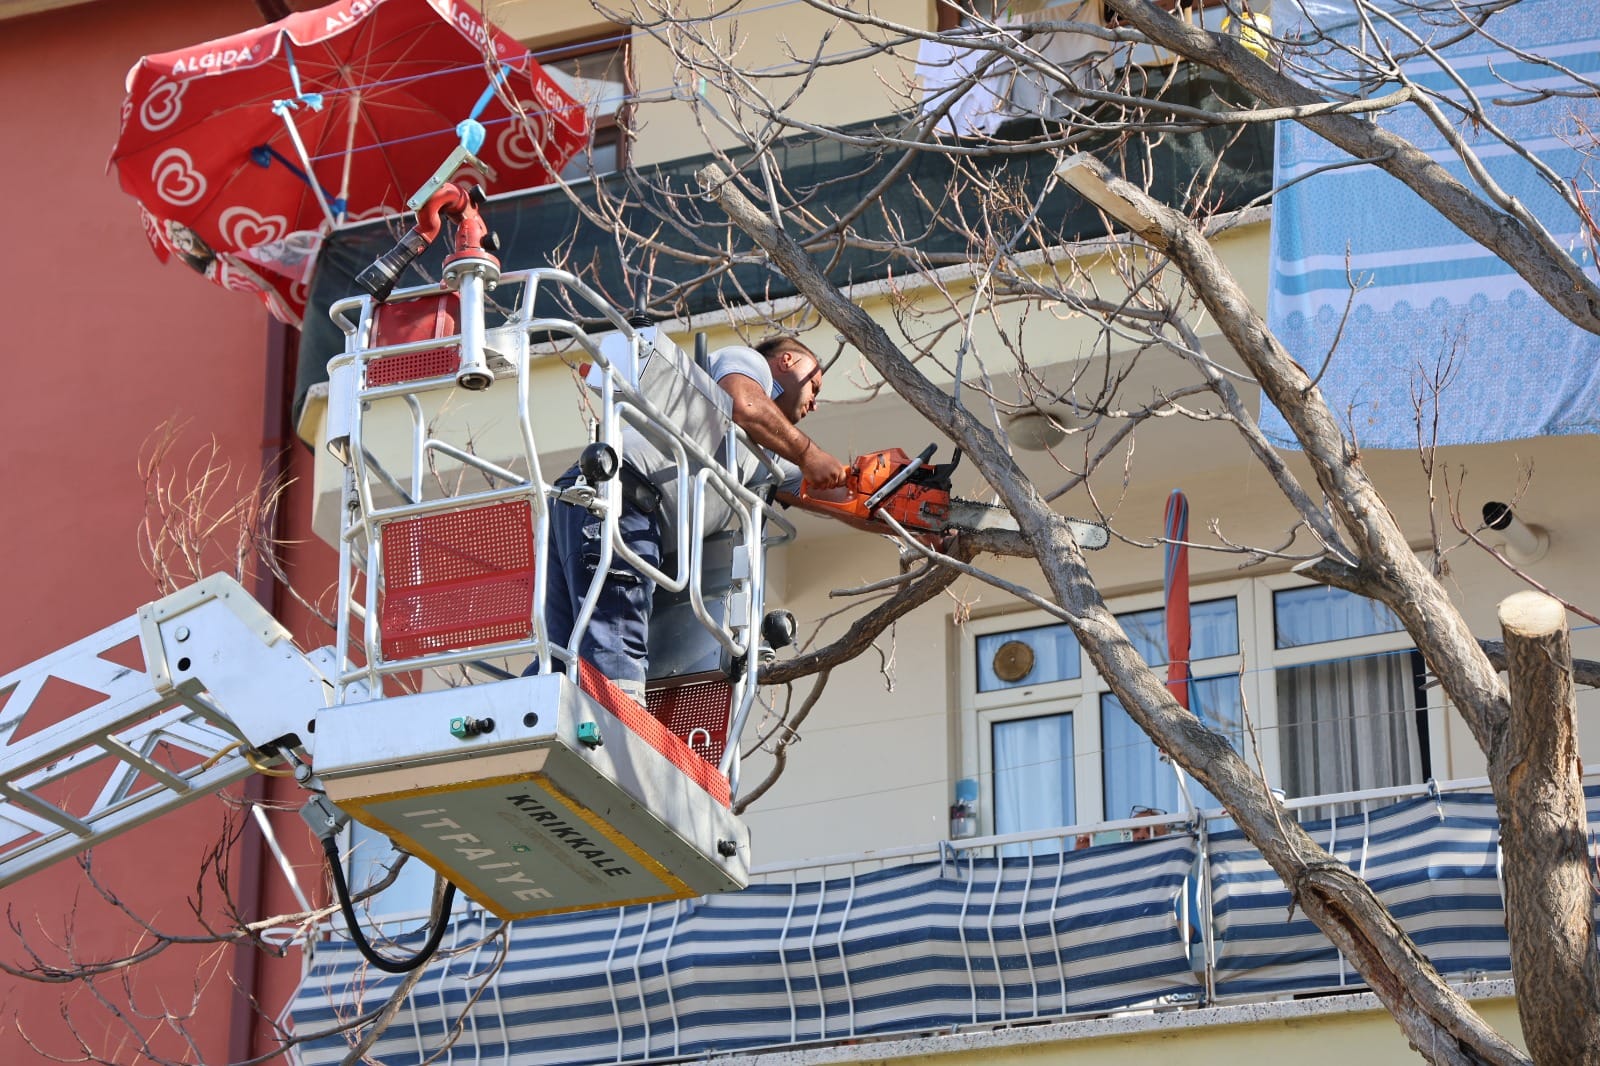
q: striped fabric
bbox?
[288,835,1198,1063]
[1210,792,1513,996]
[1264,0,1600,449]
[290,786,1599,1061]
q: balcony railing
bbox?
[285,775,1593,1064]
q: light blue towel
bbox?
[1264,0,1600,449]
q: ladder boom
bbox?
[0,575,332,888]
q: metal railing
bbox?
[322,270,793,792]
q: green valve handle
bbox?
[450,716,494,739]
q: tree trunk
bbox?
[1494,592,1600,1065]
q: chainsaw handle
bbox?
[864,443,937,514]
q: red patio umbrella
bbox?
[1163,489,1190,709]
[111,0,589,324]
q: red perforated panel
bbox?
[579,661,731,808]
[379,501,534,660]
[375,293,455,345]
[368,345,459,386]
[648,681,732,766]
[369,294,460,386]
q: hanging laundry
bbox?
[1264,0,1600,448]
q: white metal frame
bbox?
[326,267,794,788]
[0,575,333,889]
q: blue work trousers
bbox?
[540,472,663,694]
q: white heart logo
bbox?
[152,148,206,207]
[342,204,394,224]
[140,78,187,132]
[497,109,552,170]
[216,257,264,295]
[219,206,287,249]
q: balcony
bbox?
[284,776,1584,1064]
[292,61,1275,433]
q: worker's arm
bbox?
[720,373,849,489]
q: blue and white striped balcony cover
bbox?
[1210,792,1511,997]
[1211,787,1600,998]
[288,786,1599,1062]
[288,834,1199,1064]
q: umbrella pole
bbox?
[338,91,360,222]
[275,106,339,230]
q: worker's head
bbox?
[758,336,823,424]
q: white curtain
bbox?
[1118,599,1239,666]
[993,713,1075,851]
[1103,676,1241,820]
[1277,651,1422,807]
[976,623,1080,691]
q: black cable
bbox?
[321,835,458,974]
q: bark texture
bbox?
[1494,592,1600,1066]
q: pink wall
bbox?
[0,2,308,1062]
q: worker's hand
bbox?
[800,443,850,491]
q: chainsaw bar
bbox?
[946,500,1110,550]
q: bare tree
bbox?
[16,1,1600,1062]
[5,424,488,1064]
[527,1,1600,1062]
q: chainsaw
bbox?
[782,444,1109,549]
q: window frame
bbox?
[958,573,1437,837]
[533,26,632,179]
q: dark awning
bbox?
[295,65,1271,428]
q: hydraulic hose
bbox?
[321,835,458,974]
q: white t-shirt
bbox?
[707,345,803,495]
[707,344,776,397]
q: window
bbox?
[1100,597,1241,820]
[976,622,1079,692]
[1103,676,1243,821]
[993,711,1075,843]
[1270,586,1428,816]
[538,30,630,179]
[958,577,1435,839]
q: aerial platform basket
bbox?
[315,265,782,920]
[314,670,747,920]
[0,199,789,932]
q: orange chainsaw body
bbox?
[787,447,953,534]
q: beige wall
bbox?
[744,389,1600,861]
[794,986,1527,1066]
[492,0,927,165]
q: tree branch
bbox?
[1100,0,1600,334]
[706,153,1528,1066]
